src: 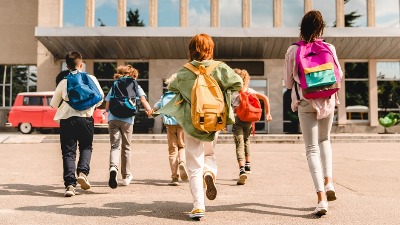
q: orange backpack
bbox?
[235,91,262,135]
[183,61,226,133]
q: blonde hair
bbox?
[234,68,250,90]
[113,65,139,79]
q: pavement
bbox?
[0,137,400,224]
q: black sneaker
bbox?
[244,165,252,174]
[108,166,118,189]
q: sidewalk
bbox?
[0,141,399,224]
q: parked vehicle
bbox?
[6,91,108,134]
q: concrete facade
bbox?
[1,0,399,134]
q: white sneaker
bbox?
[122,174,133,186]
[325,183,337,201]
[313,201,328,216]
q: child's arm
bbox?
[255,93,272,122]
[140,96,153,117]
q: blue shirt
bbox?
[105,85,146,125]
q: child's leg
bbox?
[184,132,206,211]
[177,125,186,163]
[108,120,121,170]
[60,118,78,188]
[233,122,245,167]
[120,122,133,178]
[166,125,179,180]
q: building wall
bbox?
[0,0,38,64]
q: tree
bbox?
[334,0,362,27]
[126,8,145,27]
[98,18,106,26]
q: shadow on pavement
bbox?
[0,183,105,197]
[16,201,318,221]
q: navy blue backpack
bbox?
[109,76,140,118]
[65,71,102,111]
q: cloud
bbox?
[282,0,304,27]
[219,0,242,27]
[95,0,117,9]
[188,0,210,27]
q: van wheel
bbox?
[19,123,34,134]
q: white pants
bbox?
[298,101,333,193]
[184,132,218,211]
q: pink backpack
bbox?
[294,39,341,99]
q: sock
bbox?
[239,166,245,175]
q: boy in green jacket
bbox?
[157,33,242,220]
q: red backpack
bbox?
[235,91,262,135]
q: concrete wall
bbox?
[0,0,38,64]
[36,0,62,91]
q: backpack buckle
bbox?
[200,117,204,124]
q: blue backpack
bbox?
[109,76,140,118]
[65,71,102,111]
[161,91,178,125]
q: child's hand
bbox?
[145,109,153,117]
[266,114,272,122]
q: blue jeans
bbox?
[60,116,94,187]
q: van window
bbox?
[45,96,52,106]
[23,96,43,106]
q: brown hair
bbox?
[65,51,82,70]
[234,68,250,91]
[188,33,214,61]
[300,10,325,43]
[113,65,139,79]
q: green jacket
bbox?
[157,60,243,142]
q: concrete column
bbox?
[304,0,312,13]
[180,0,188,27]
[242,0,250,27]
[337,60,347,125]
[149,0,157,27]
[368,59,378,126]
[211,0,219,27]
[367,0,375,27]
[273,0,282,27]
[118,0,126,27]
[37,0,63,91]
[85,60,94,75]
[336,0,344,27]
[86,0,95,27]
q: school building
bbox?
[1,0,399,134]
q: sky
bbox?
[63,0,399,28]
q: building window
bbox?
[345,62,369,121]
[251,0,273,28]
[94,62,117,103]
[189,0,210,27]
[344,0,367,27]
[158,0,179,27]
[220,0,242,27]
[312,0,336,27]
[282,0,304,27]
[127,0,149,27]
[0,65,37,107]
[95,0,118,26]
[126,62,149,98]
[377,62,400,118]
[375,0,400,27]
[63,0,85,27]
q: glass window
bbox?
[282,0,304,27]
[189,0,210,27]
[312,0,336,27]
[345,62,369,121]
[126,62,149,98]
[0,65,37,107]
[23,96,43,106]
[63,0,86,27]
[220,0,242,27]
[376,0,400,27]
[94,62,117,97]
[344,0,367,27]
[251,0,273,28]
[127,0,149,26]
[95,0,118,26]
[377,62,400,118]
[158,0,179,27]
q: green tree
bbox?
[334,0,362,27]
[126,8,145,27]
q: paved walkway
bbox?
[0,141,399,224]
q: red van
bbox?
[6,91,108,134]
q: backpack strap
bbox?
[183,61,221,75]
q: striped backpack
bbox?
[294,39,341,99]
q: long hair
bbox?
[234,68,250,91]
[188,33,214,61]
[300,10,325,43]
